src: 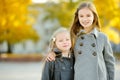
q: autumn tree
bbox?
[42,0,79,27]
[0,0,39,53]
[94,0,120,44]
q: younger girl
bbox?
[46,1,115,80]
[41,28,74,80]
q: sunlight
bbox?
[32,0,48,3]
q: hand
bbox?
[46,52,56,62]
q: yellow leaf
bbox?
[102,27,120,44]
[1,18,6,26]
[109,17,119,26]
[13,20,20,27]
[9,15,15,21]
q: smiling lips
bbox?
[82,21,89,25]
[63,45,69,47]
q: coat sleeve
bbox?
[41,61,54,80]
[103,35,115,80]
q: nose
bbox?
[63,40,68,44]
[83,17,88,21]
[63,41,67,44]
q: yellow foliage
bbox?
[1,18,6,26]
[109,17,120,31]
[0,0,39,44]
[102,27,120,44]
[9,15,15,21]
[94,0,120,44]
[13,20,20,27]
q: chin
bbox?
[83,25,90,28]
[63,48,70,51]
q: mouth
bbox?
[83,22,89,25]
[63,45,69,47]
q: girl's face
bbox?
[78,7,94,28]
[55,32,71,52]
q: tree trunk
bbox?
[7,42,12,54]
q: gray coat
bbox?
[41,56,74,80]
[74,28,115,80]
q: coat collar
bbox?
[90,28,99,38]
[77,28,99,38]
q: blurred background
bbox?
[0,0,120,80]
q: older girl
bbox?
[70,1,115,80]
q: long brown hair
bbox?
[70,1,101,50]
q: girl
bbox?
[47,1,115,80]
[70,1,115,80]
[41,28,74,80]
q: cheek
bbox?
[55,42,59,47]
[90,15,94,21]
[55,42,62,49]
[68,41,72,47]
[90,17,94,21]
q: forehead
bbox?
[78,7,93,14]
[56,32,70,39]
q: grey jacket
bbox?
[41,56,74,80]
[74,28,115,80]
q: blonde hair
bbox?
[70,1,101,50]
[48,27,70,52]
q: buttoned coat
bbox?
[74,28,115,80]
[41,56,74,80]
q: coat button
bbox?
[78,51,82,54]
[80,43,83,46]
[62,67,65,70]
[91,43,96,47]
[81,36,84,39]
[92,52,97,56]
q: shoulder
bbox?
[98,32,106,37]
[44,61,55,67]
[98,32,109,42]
[98,32,108,39]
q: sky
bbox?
[32,0,72,3]
[32,0,48,3]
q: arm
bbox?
[46,52,56,61]
[103,35,115,80]
[46,48,62,61]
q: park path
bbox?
[0,61,120,80]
